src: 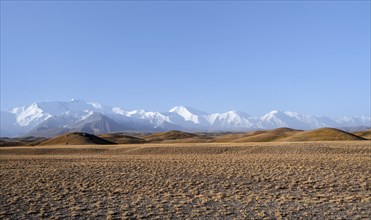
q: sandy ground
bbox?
[1,141,370,219]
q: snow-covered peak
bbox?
[169,106,204,124]
[10,103,51,127]
[1,100,370,137]
[284,111,299,117]
[226,110,252,118]
[208,110,255,128]
[169,106,208,115]
[89,102,102,109]
[169,106,186,112]
[127,109,147,116]
[212,111,247,121]
[284,111,310,121]
[112,107,126,115]
[261,110,284,120]
[7,100,110,128]
[259,110,317,129]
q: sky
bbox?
[1,1,370,117]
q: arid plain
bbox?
[1,139,370,219]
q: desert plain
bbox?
[0,141,370,219]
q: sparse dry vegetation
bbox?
[1,141,370,219]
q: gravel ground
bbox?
[1,141,370,219]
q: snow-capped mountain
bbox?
[258,110,321,130]
[167,106,210,129]
[1,99,370,137]
[208,111,257,130]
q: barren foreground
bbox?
[1,141,370,219]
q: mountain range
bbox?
[1,99,370,137]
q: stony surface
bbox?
[1,141,370,219]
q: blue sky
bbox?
[1,1,370,117]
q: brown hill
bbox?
[352,130,371,140]
[215,127,302,142]
[213,131,262,143]
[236,127,302,142]
[98,133,147,144]
[143,130,206,143]
[0,137,48,147]
[39,132,115,145]
[282,128,365,142]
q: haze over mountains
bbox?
[1,99,370,137]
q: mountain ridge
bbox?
[1,99,370,137]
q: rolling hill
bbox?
[282,128,365,141]
[213,128,302,142]
[0,136,48,147]
[234,127,302,142]
[98,133,147,144]
[143,130,208,143]
[2,128,368,146]
[352,130,371,140]
[39,132,115,145]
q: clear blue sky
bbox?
[1,1,370,117]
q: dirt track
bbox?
[1,141,370,219]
